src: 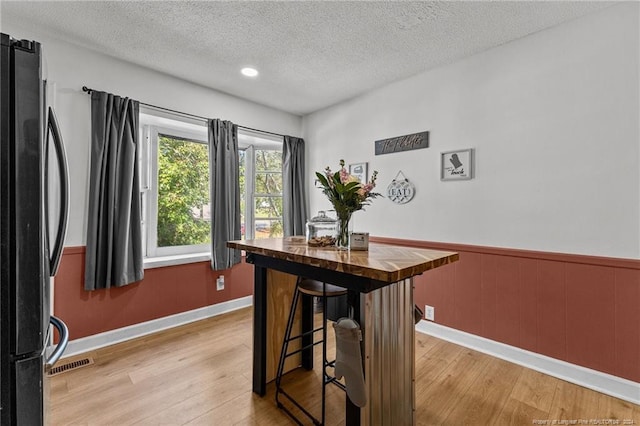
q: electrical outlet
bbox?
[216,275,225,291]
[425,305,435,321]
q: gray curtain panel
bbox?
[282,136,308,237]
[84,91,144,291]
[208,119,241,270]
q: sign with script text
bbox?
[374,131,429,155]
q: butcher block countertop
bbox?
[227,236,459,283]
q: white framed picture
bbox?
[349,162,368,183]
[441,148,473,181]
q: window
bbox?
[238,130,283,240]
[139,110,284,261]
[140,110,210,258]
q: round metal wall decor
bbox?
[387,171,415,204]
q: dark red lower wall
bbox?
[55,247,253,340]
[371,237,640,384]
[56,241,639,384]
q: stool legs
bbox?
[321,291,328,424]
[275,279,344,425]
[275,278,302,416]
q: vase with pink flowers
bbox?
[315,159,380,249]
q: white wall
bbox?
[304,3,639,259]
[2,23,303,247]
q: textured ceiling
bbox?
[1,1,613,115]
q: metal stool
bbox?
[275,277,348,425]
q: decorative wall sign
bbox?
[348,162,368,183]
[375,131,429,155]
[441,148,473,181]
[386,171,415,204]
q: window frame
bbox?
[139,112,284,262]
[238,130,284,240]
[143,122,210,258]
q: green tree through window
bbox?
[157,134,210,247]
[140,118,283,257]
[254,149,283,238]
[238,143,284,240]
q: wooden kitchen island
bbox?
[227,237,459,425]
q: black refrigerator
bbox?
[0,33,70,425]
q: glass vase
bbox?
[335,212,352,250]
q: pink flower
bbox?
[339,167,350,183]
[324,167,334,186]
[315,160,380,216]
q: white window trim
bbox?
[243,145,256,240]
[238,131,284,240]
[144,123,210,259]
[138,115,284,264]
[143,252,211,269]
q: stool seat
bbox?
[298,279,348,297]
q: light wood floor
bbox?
[50,307,638,425]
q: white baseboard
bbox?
[60,296,253,358]
[416,320,640,405]
[59,299,638,405]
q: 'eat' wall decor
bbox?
[387,171,415,204]
[374,131,429,155]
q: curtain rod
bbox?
[81,86,287,139]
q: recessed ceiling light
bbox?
[241,67,258,77]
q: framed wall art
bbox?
[349,162,368,183]
[441,148,473,181]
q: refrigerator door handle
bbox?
[47,107,69,276]
[46,316,69,367]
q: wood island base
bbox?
[227,237,459,425]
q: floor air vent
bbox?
[47,357,94,376]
